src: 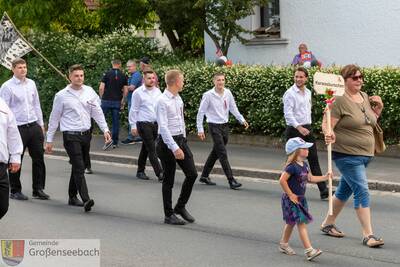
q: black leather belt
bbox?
[18,122,37,128]
[137,121,158,125]
[63,130,91,135]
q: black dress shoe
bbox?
[84,199,95,212]
[199,176,216,185]
[228,178,242,190]
[32,189,50,200]
[85,168,93,174]
[10,192,28,200]
[68,196,84,207]
[136,172,150,180]
[164,214,186,225]
[174,207,195,223]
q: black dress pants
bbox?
[137,121,162,177]
[157,135,197,217]
[9,122,46,193]
[201,123,233,180]
[63,132,91,202]
[0,163,9,219]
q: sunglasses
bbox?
[351,75,363,81]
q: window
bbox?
[261,0,280,28]
[247,0,288,45]
[254,0,280,38]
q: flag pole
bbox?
[3,12,69,82]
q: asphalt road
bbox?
[1,156,399,267]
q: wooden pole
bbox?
[326,104,333,215]
[4,12,69,83]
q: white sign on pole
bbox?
[313,72,345,96]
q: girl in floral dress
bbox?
[279,137,330,261]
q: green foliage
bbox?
[0,0,101,36]
[0,30,185,122]
[152,63,400,143]
[1,31,399,144]
[200,0,268,55]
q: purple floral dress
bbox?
[281,162,313,225]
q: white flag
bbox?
[0,13,32,70]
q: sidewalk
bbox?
[50,133,400,192]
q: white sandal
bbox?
[279,242,296,255]
[305,248,322,261]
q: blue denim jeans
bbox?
[101,100,121,145]
[334,155,372,208]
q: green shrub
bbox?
[153,63,400,143]
[1,31,398,143]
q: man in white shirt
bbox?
[0,58,49,201]
[156,69,197,225]
[0,98,23,220]
[283,67,328,200]
[129,70,163,181]
[45,64,111,212]
[197,73,249,189]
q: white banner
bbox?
[0,13,32,70]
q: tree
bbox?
[198,0,268,56]
[97,0,154,33]
[148,0,204,55]
[0,0,101,36]
[98,0,204,55]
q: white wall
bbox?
[204,0,400,66]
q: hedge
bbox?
[152,63,400,143]
[0,31,399,143]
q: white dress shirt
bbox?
[283,84,312,128]
[129,85,162,129]
[0,76,44,126]
[0,98,23,164]
[156,90,185,152]
[196,87,245,133]
[46,85,109,142]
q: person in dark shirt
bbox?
[99,59,128,149]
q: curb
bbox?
[51,148,400,193]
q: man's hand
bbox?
[8,163,20,173]
[198,132,205,141]
[174,148,185,160]
[243,121,249,130]
[296,126,310,136]
[104,131,112,144]
[131,128,138,136]
[45,143,53,154]
[41,126,45,135]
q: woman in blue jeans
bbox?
[321,64,384,248]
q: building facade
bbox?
[204,0,400,67]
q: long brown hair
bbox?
[285,150,301,168]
